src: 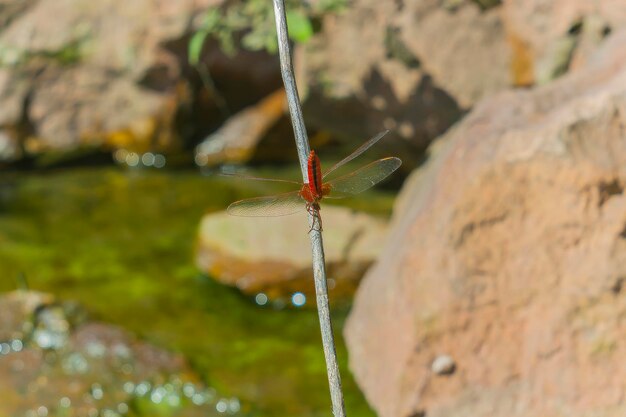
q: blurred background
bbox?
[1,0,626,416]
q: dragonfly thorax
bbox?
[299,182,331,203]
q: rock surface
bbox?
[0,0,208,158]
[195,89,287,167]
[297,0,468,166]
[0,0,283,162]
[297,0,626,162]
[502,0,626,84]
[5,0,625,166]
[0,290,237,416]
[196,206,388,306]
[345,30,626,417]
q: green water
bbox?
[0,167,390,416]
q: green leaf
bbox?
[188,30,209,66]
[264,35,278,54]
[202,8,221,31]
[218,31,237,56]
[242,30,268,52]
[286,10,313,43]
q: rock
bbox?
[0,129,20,161]
[296,0,626,166]
[431,355,456,376]
[0,290,234,416]
[31,305,71,350]
[0,0,209,158]
[344,31,626,417]
[0,0,284,162]
[0,291,52,342]
[195,89,286,167]
[297,0,469,167]
[502,0,626,84]
[399,0,510,107]
[195,206,388,306]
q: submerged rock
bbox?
[345,31,626,417]
[0,291,50,340]
[31,305,71,350]
[195,206,388,307]
[0,290,237,417]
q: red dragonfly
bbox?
[226,131,401,228]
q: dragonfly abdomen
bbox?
[307,150,324,199]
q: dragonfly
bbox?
[226,130,402,230]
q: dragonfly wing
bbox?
[322,130,390,179]
[327,157,401,196]
[220,172,301,185]
[227,191,305,217]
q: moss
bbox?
[385,26,421,69]
[471,0,501,10]
[0,37,87,68]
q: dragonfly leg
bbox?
[306,203,323,233]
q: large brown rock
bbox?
[345,30,626,417]
[0,0,216,158]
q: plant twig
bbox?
[271,1,347,416]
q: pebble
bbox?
[431,354,456,375]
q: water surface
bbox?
[0,167,393,416]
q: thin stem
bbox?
[272,0,310,178]
[271,1,347,416]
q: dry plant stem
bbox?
[271,1,347,416]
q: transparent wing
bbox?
[322,130,390,179]
[227,191,305,217]
[220,172,301,185]
[327,157,401,196]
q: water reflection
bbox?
[113,150,167,168]
[254,292,269,306]
[292,292,306,307]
